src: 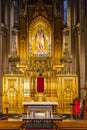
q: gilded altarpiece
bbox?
[2,74,78,114]
[2,1,78,114]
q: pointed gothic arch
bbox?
[29,16,53,57]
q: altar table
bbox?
[22,102,58,113]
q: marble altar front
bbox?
[22,102,58,115]
[28,106,53,119]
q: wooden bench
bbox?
[0,121,24,130]
[0,116,8,120]
[54,121,87,130]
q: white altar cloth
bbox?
[22,102,58,106]
[22,102,58,118]
[22,102,58,113]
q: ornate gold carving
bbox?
[2,73,78,114]
[2,1,78,115]
[28,16,52,71]
[63,28,69,36]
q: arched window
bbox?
[14,0,19,27]
[63,0,68,26]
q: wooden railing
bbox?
[0,121,24,130]
[54,121,87,130]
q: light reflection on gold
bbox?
[2,74,78,114]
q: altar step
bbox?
[22,114,62,129]
[25,121,54,129]
[26,129,53,130]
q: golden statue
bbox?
[32,28,48,54]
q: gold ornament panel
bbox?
[2,74,78,114]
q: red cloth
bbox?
[37,76,44,93]
[73,99,80,114]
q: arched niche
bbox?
[29,16,52,57]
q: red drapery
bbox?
[73,99,80,114]
[37,76,44,93]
